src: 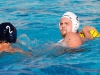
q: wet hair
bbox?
[0,22,17,43]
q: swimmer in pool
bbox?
[58,11,99,48]
[0,22,31,56]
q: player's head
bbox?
[59,12,79,37]
[0,22,17,43]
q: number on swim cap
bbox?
[6,25,13,34]
[0,22,17,43]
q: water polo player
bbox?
[0,22,31,56]
[58,11,100,48]
[0,22,17,43]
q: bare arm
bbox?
[0,43,31,57]
[79,26,96,40]
[11,48,31,57]
[8,46,31,57]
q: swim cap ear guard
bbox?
[0,22,17,43]
[60,12,80,33]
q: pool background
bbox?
[0,0,100,75]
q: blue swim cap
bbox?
[0,22,17,43]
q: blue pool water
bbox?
[0,0,100,75]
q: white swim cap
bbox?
[60,12,80,32]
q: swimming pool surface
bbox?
[0,0,100,75]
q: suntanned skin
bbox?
[63,32,82,48]
[59,17,72,38]
[0,42,31,57]
[0,42,12,53]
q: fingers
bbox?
[89,26,96,31]
[22,52,31,57]
[82,26,96,31]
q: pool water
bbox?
[0,0,100,75]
